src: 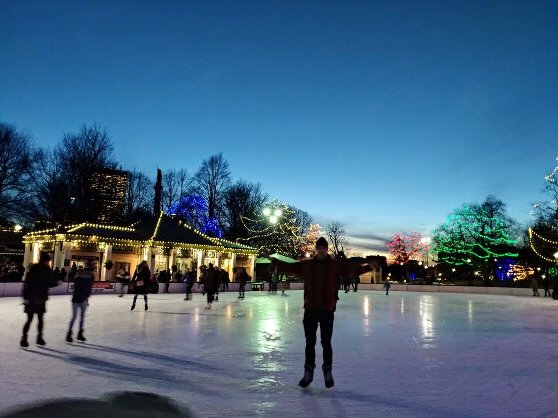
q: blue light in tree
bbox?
[167,195,223,237]
[495,257,516,280]
[201,217,223,238]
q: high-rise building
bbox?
[88,169,128,223]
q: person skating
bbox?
[66,265,94,342]
[352,274,359,292]
[280,274,287,295]
[531,275,540,297]
[20,252,59,348]
[543,277,551,297]
[203,264,218,309]
[118,271,131,297]
[236,267,250,298]
[131,260,151,311]
[220,268,230,292]
[383,279,391,295]
[184,269,195,300]
[273,237,369,389]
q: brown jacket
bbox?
[276,255,367,311]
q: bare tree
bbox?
[126,170,154,222]
[0,123,33,223]
[326,220,349,257]
[293,208,313,238]
[222,180,267,240]
[532,159,558,238]
[54,124,117,222]
[193,153,231,225]
[28,148,73,225]
[162,168,192,213]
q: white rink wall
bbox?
[0,281,535,297]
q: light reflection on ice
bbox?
[419,296,434,345]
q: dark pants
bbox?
[239,283,246,297]
[303,310,334,370]
[544,288,551,297]
[206,291,215,304]
[133,294,148,305]
[185,284,194,298]
[23,312,44,336]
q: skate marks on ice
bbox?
[2,391,193,418]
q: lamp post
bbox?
[263,207,282,225]
[262,206,282,253]
[420,236,431,280]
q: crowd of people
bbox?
[0,262,24,282]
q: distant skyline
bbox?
[1,1,557,254]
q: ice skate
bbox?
[77,330,86,342]
[36,334,46,346]
[322,366,334,388]
[145,303,148,311]
[20,335,29,348]
[298,366,314,388]
[66,331,73,343]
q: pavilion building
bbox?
[22,212,257,281]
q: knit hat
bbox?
[315,237,328,248]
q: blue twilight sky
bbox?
[1,0,557,254]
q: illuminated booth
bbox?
[22,212,257,281]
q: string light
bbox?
[23,212,257,256]
[239,200,302,257]
[433,204,518,266]
[528,228,558,263]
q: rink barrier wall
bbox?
[0,281,535,297]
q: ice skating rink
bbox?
[1,290,557,417]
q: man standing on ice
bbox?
[20,252,59,347]
[273,237,368,389]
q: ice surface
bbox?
[1,290,557,417]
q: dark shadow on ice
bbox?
[2,391,193,418]
[23,346,69,361]
[304,389,478,418]
[81,342,223,372]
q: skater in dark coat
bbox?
[220,268,229,292]
[383,280,391,295]
[236,267,250,298]
[531,275,540,297]
[184,269,195,300]
[20,252,59,347]
[66,266,94,342]
[203,264,218,309]
[131,261,151,311]
[273,237,369,389]
[543,277,551,297]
